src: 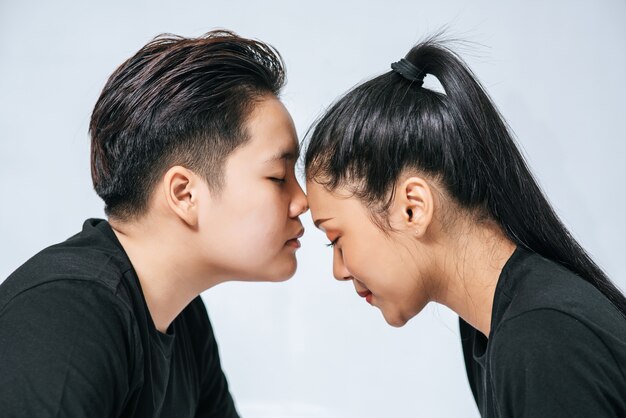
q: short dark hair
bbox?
[90,30,285,220]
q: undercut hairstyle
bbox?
[90,30,285,220]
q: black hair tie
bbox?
[391,58,425,87]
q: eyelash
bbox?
[269,177,286,184]
[326,237,339,248]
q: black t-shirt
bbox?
[0,218,240,418]
[460,246,626,417]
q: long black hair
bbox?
[304,39,626,316]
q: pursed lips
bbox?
[285,227,305,248]
[292,228,304,239]
[288,227,305,241]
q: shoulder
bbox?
[500,252,624,334]
[0,280,142,415]
[492,259,626,378]
[489,308,626,416]
[0,279,140,379]
[1,227,131,311]
[0,278,134,334]
[491,308,618,363]
[0,279,141,377]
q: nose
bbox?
[289,179,309,218]
[332,247,351,282]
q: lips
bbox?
[290,228,305,241]
[285,227,305,248]
[356,289,373,305]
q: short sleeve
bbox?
[490,309,625,418]
[0,280,137,417]
[188,297,239,418]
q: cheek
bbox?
[378,260,431,326]
[343,236,401,284]
[197,187,297,280]
[235,189,290,239]
[212,186,291,259]
[347,239,426,311]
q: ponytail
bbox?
[305,40,626,316]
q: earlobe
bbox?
[163,166,199,228]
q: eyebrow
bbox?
[265,143,301,164]
[313,217,334,229]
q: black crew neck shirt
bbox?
[0,218,240,418]
[460,246,626,417]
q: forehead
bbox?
[239,96,299,161]
[307,181,358,218]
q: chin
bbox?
[261,258,298,282]
[276,261,298,281]
[382,309,413,328]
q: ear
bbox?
[393,176,434,237]
[162,166,201,228]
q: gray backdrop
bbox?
[1,1,624,417]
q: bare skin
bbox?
[307,176,516,337]
[110,96,308,333]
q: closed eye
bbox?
[326,237,339,248]
[269,177,286,184]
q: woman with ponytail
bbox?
[305,40,626,417]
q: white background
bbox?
[1,1,624,417]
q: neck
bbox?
[110,216,222,334]
[431,220,516,338]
